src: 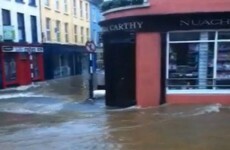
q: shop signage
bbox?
[103,21,143,32]
[2,46,44,53]
[3,26,15,41]
[2,46,14,52]
[100,12,230,33]
[180,19,230,27]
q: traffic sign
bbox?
[85,41,96,52]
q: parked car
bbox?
[95,69,105,89]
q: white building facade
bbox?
[0,0,41,43]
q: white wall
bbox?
[0,0,41,43]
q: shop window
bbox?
[53,54,70,78]
[167,31,230,92]
[216,42,230,89]
[32,54,39,79]
[170,31,215,41]
[218,31,230,40]
[168,42,214,90]
[4,54,16,82]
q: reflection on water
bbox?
[0,100,229,150]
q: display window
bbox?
[4,53,17,82]
[32,54,39,79]
[167,31,230,93]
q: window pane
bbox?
[31,16,38,43]
[168,42,214,89]
[80,1,83,18]
[32,54,39,78]
[17,13,25,42]
[170,32,215,41]
[4,54,17,82]
[2,9,11,25]
[216,42,230,89]
[46,18,50,29]
[218,31,230,40]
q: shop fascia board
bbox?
[102,3,150,16]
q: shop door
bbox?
[4,53,17,85]
[104,32,136,107]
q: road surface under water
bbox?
[0,77,229,150]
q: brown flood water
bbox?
[0,76,229,150]
[0,102,229,150]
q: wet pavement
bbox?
[0,76,229,150]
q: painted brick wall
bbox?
[105,0,230,20]
[136,33,161,107]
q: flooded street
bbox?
[0,77,229,150]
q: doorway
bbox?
[104,32,136,107]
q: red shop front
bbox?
[0,44,44,89]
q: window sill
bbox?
[45,6,51,10]
[102,3,150,15]
[55,10,61,13]
[64,13,69,16]
[167,89,230,94]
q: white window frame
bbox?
[80,26,84,43]
[85,3,88,20]
[73,0,77,17]
[55,0,60,11]
[46,18,51,41]
[45,0,50,7]
[80,0,83,19]
[166,29,230,94]
[55,20,61,42]
[74,25,78,43]
[64,0,68,13]
[64,23,69,43]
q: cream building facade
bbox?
[40,0,90,45]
